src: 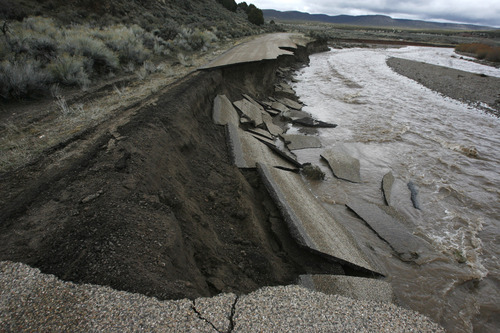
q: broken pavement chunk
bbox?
[237,127,296,169]
[270,101,289,113]
[292,117,337,128]
[226,123,247,168]
[247,127,274,141]
[281,110,310,120]
[264,108,280,116]
[278,98,303,110]
[257,163,379,274]
[262,113,283,136]
[275,82,295,95]
[321,147,361,183]
[212,95,239,126]
[281,134,321,150]
[242,94,264,109]
[346,198,436,263]
[233,99,264,127]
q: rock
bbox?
[321,147,361,183]
[292,117,337,128]
[81,190,103,204]
[114,151,131,171]
[233,99,264,127]
[281,134,322,150]
[207,276,225,292]
[382,171,395,206]
[301,164,325,180]
[407,181,421,210]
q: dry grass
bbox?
[455,43,500,62]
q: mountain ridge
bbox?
[263,9,494,31]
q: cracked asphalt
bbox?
[1,261,444,332]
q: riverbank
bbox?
[387,57,500,117]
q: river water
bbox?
[291,47,500,332]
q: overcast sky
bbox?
[250,0,500,27]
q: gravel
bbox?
[1,261,444,332]
[387,57,500,117]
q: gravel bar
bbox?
[387,57,500,117]
[1,261,444,332]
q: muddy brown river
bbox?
[291,47,500,332]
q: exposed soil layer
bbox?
[0,43,347,300]
[387,57,500,117]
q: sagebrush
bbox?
[0,16,221,99]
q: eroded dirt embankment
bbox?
[0,41,335,300]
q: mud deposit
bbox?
[0,43,340,300]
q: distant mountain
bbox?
[263,10,493,31]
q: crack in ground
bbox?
[228,296,238,333]
[191,300,221,333]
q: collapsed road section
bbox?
[2,33,387,305]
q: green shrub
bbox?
[21,16,59,38]
[47,53,89,87]
[174,27,218,52]
[0,59,52,99]
[62,34,119,72]
[92,25,151,64]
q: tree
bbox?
[237,2,248,12]
[217,0,237,12]
[247,5,264,26]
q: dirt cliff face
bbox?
[0,44,340,300]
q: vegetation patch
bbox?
[0,17,224,100]
[455,43,500,62]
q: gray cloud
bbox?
[252,0,500,27]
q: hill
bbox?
[0,0,261,40]
[263,9,493,31]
